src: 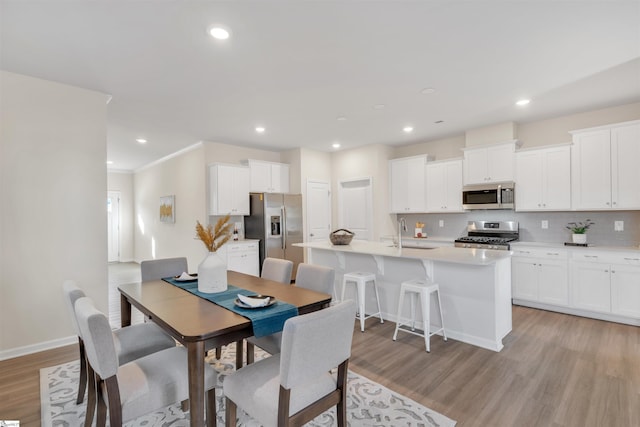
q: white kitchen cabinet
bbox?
[570,120,640,210]
[463,140,519,185]
[426,159,463,212]
[571,261,612,313]
[218,241,259,277]
[247,159,290,193]
[611,264,640,318]
[515,145,571,211]
[511,247,568,306]
[389,155,429,213]
[208,164,250,215]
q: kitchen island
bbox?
[295,240,512,351]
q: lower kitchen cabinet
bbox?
[512,245,640,325]
[512,248,568,306]
[219,241,259,277]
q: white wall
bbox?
[0,71,108,358]
[331,144,394,240]
[107,172,134,261]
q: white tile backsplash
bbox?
[399,210,640,247]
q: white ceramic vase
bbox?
[572,233,587,244]
[198,251,228,293]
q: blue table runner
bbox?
[162,277,298,338]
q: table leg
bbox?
[188,341,205,427]
[120,294,131,327]
[235,340,243,369]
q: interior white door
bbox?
[107,191,120,262]
[338,177,373,241]
[306,180,331,241]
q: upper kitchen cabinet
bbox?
[426,159,463,212]
[389,155,430,213]
[515,145,571,211]
[247,159,290,193]
[208,163,250,215]
[462,140,520,185]
[571,120,640,210]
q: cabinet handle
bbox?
[584,255,598,258]
[606,202,610,205]
[613,201,617,205]
[547,252,559,256]
[519,251,531,254]
[604,269,609,273]
[624,257,640,261]
[611,270,615,273]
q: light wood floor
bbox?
[2,306,638,426]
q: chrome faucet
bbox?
[398,217,407,249]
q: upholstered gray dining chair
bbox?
[224,299,355,427]
[246,263,335,363]
[62,280,175,415]
[260,258,294,284]
[74,296,218,427]
[140,257,188,281]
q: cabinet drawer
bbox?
[571,251,640,265]
[511,247,567,259]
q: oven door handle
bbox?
[497,184,502,205]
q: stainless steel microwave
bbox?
[462,182,515,210]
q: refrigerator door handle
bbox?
[281,206,287,250]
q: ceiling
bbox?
[2,1,639,171]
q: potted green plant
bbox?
[566,219,594,244]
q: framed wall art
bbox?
[159,195,175,223]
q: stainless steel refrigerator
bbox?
[244,193,303,280]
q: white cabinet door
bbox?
[463,148,488,184]
[225,242,259,277]
[538,259,569,306]
[209,164,250,215]
[427,160,463,212]
[571,262,611,313]
[273,163,290,193]
[610,264,640,318]
[542,146,571,210]
[571,129,612,209]
[611,123,640,209]
[512,257,538,300]
[486,144,515,183]
[389,156,426,213]
[515,150,542,210]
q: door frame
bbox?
[107,191,120,262]
[305,179,332,242]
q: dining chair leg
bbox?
[76,337,87,404]
[84,363,96,427]
[235,340,244,368]
[246,341,255,365]
[215,346,222,359]
[96,378,107,427]
[225,397,237,427]
[181,399,189,412]
[206,387,217,427]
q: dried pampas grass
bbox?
[196,214,233,252]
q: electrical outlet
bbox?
[541,220,549,229]
[614,221,624,232]
[439,220,444,228]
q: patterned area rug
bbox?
[40,345,455,426]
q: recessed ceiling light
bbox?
[336,116,347,121]
[332,143,341,149]
[255,126,266,133]
[209,26,230,40]
[373,104,386,110]
[516,99,530,106]
[420,87,435,95]
[403,126,414,133]
[136,138,147,144]
[106,160,113,165]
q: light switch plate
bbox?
[541,220,549,229]
[439,220,444,228]
[614,221,624,231]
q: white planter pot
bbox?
[198,251,228,293]
[572,233,587,244]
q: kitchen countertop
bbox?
[295,240,511,266]
[511,241,640,253]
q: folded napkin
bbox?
[238,294,270,308]
[176,272,195,281]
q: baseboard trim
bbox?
[0,335,76,361]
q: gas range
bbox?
[454,221,519,250]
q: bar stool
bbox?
[393,278,447,352]
[341,271,383,332]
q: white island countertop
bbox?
[295,240,511,266]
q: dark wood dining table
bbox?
[118,270,331,427]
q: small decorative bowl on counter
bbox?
[329,229,355,245]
